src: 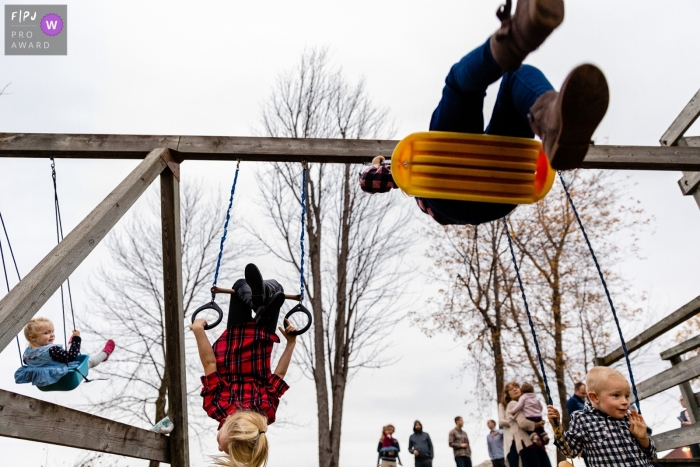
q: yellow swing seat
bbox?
[390,132,556,205]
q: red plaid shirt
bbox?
[201,323,289,429]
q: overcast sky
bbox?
[2,0,700,466]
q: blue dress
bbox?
[14,344,80,387]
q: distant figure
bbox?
[509,382,549,447]
[500,381,551,467]
[679,394,700,458]
[408,420,434,467]
[449,416,472,467]
[486,419,505,467]
[378,424,401,467]
[565,382,587,418]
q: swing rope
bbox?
[558,172,641,412]
[50,158,76,348]
[299,162,307,302]
[502,216,575,462]
[0,212,24,365]
[211,159,241,302]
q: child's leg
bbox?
[88,339,115,368]
[487,65,554,138]
[227,278,254,328]
[257,280,284,333]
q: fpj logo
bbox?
[5,5,67,55]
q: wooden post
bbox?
[670,355,700,424]
[0,148,169,353]
[160,155,189,467]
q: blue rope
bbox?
[0,212,25,365]
[558,172,641,412]
[502,216,555,407]
[299,163,307,301]
[212,160,240,302]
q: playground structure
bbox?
[0,89,699,465]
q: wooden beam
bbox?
[0,148,168,353]
[594,296,700,367]
[662,335,700,361]
[160,166,190,467]
[4,133,700,170]
[660,89,700,146]
[653,424,700,452]
[670,356,700,424]
[636,354,700,401]
[0,389,170,462]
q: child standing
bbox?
[547,367,657,466]
[14,317,115,388]
[509,382,549,446]
[191,264,297,467]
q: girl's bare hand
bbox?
[71,330,81,337]
[189,318,207,331]
[278,319,298,343]
[372,155,385,167]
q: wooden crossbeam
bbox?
[0,389,170,462]
[653,424,700,452]
[661,89,700,146]
[635,354,700,401]
[0,148,169,353]
[662,335,700,361]
[595,296,700,366]
[3,133,700,170]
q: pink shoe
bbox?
[102,340,116,361]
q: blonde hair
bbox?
[214,411,269,467]
[379,424,395,441]
[23,317,53,344]
[586,366,627,395]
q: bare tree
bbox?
[257,47,411,467]
[81,180,244,466]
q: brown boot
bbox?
[490,0,564,71]
[529,64,609,170]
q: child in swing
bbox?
[191,264,297,467]
[360,0,609,226]
[547,367,657,467]
[14,317,115,388]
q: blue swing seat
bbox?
[38,354,89,392]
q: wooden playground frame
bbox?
[0,90,699,465]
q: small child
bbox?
[509,382,549,446]
[14,317,115,388]
[548,367,656,466]
[380,424,399,449]
[191,264,297,467]
[377,424,400,467]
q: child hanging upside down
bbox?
[14,317,115,388]
[547,367,657,467]
[191,263,297,467]
[360,0,609,225]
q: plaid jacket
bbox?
[554,401,657,466]
[359,166,451,224]
[448,428,472,458]
[201,323,289,429]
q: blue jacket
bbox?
[14,344,80,387]
[566,394,586,417]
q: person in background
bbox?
[566,382,587,418]
[449,416,472,467]
[408,420,434,467]
[679,394,700,458]
[486,419,505,467]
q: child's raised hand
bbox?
[71,330,81,337]
[547,405,560,424]
[189,318,207,331]
[372,155,385,168]
[628,410,650,446]
[278,319,297,343]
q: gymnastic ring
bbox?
[284,303,312,336]
[191,301,223,330]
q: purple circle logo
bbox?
[40,13,63,37]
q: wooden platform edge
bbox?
[636,354,700,400]
[0,389,170,462]
[653,423,700,453]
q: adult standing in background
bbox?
[565,382,587,418]
[679,394,700,458]
[499,381,550,467]
[408,420,434,467]
[449,416,472,467]
[486,419,505,467]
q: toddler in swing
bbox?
[14,317,115,388]
[191,264,297,467]
[547,367,657,467]
[360,0,609,226]
[508,382,549,446]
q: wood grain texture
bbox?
[3,133,700,170]
[662,335,700,361]
[636,354,700,400]
[0,148,168,353]
[671,356,700,424]
[0,389,170,462]
[595,296,700,366]
[160,168,190,467]
[660,89,700,146]
[653,423,700,452]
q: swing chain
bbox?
[211,159,241,302]
[299,161,307,302]
[0,212,24,365]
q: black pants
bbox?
[227,278,284,332]
[491,459,506,467]
[508,441,551,467]
[454,456,471,467]
[415,459,432,467]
